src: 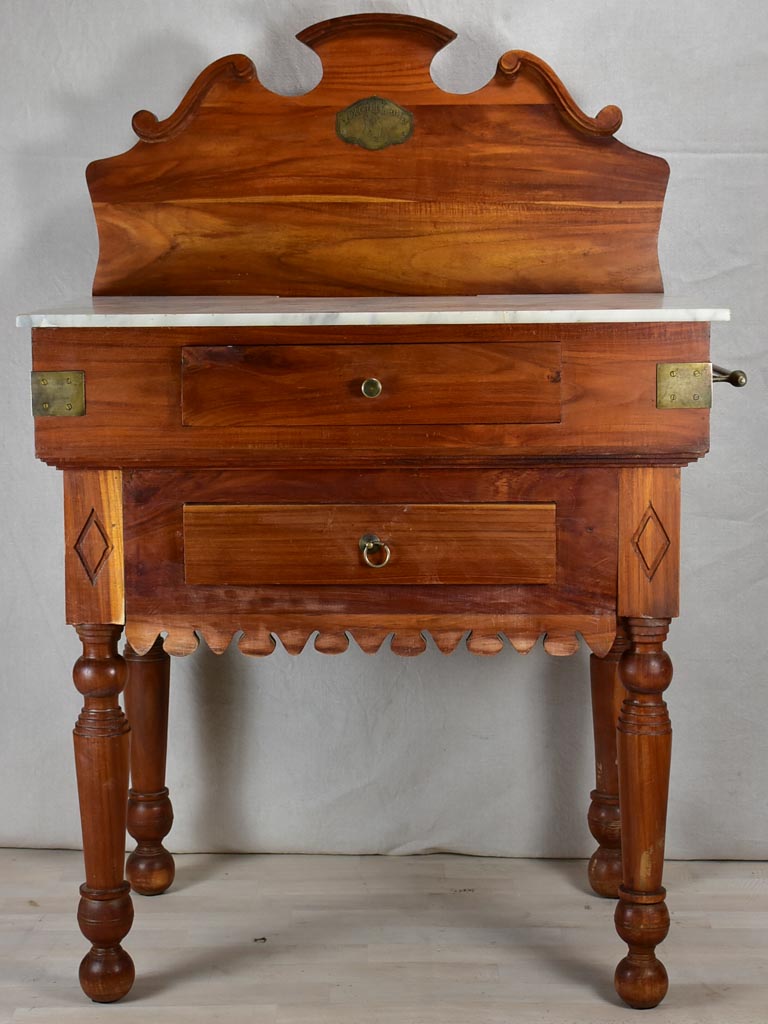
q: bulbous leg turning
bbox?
[72,624,135,1002]
[124,639,175,896]
[126,794,175,896]
[614,894,670,1008]
[77,884,135,1002]
[588,629,629,899]
[614,618,673,1009]
[588,798,622,898]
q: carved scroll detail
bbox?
[499,50,623,137]
[132,54,256,143]
[88,14,667,296]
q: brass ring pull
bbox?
[361,377,383,398]
[358,533,391,568]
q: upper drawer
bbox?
[181,342,561,426]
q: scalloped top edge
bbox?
[296,13,457,49]
[127,21,622,146]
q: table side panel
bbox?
[32,323,711,466]
[618,466,681,618]
[64,469,125,625]
[122,467,618,651]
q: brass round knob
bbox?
[361,377,382,398]
[358,533,391,568]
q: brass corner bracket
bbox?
[656,363,711,410]
[31,371,85,416]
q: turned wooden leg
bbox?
[73,624,135,1003]
[124,638,175,896]
[588,626,629,898]
[614,617,673,1010]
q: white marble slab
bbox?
[17,294,731,328]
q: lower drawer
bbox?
[183,502,556,586]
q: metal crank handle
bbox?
[712,365,747,387]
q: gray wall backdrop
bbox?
[2,0,766,858]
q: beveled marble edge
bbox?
[17,294,731,327]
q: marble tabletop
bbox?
[17,294,731,329]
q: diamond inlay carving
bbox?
[74,508,113,585]
[631,503,671,581]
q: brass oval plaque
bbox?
[336,96,414,151]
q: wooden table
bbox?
[18,13,743,1011]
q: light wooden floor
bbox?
[0,851,766,1023]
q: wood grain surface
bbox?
[32,322,710,469]
[618,467,681,618]
[614,617,674,1009]
[63,470,125,625]
[587,629,629,899]
[183,502,557,586]
[71,624,134,1002]
[181,342,562,427]
[86,14,669,297]
[123,639,175,898]
[122,466,618,657]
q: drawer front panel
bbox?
[183,502,557,586]
[181,342,561,426]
